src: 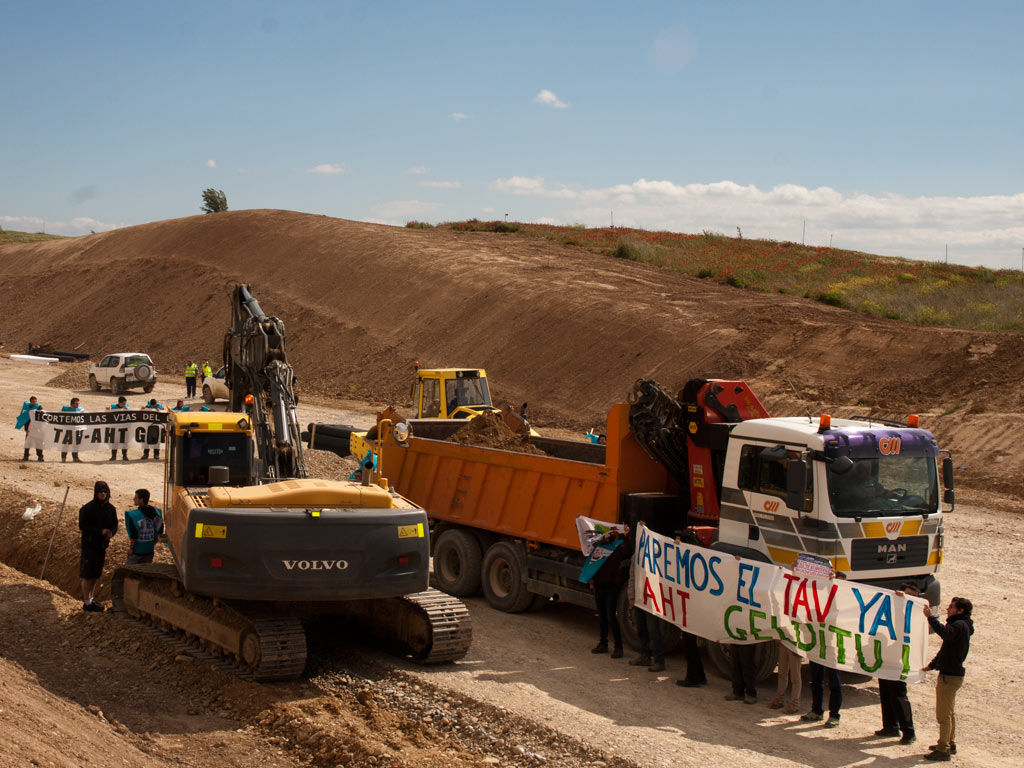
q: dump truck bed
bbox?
[378,404,673,550]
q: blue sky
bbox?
[2,1,1022,269]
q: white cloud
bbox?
[452,112,472,121]
[408,166,430,175]
[489,176,1024,269]
[206,159,217,168]
[308,163,347,175]
[534,89,569,109]
[420,180,461,190]
[1,215,123,236]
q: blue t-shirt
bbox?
[125,506,164,554]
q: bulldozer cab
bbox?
[412,367,496,420]
[166,411,255,494]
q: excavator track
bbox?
[339,587,473,664]
[111,563,307,682]
[111,565,472,680]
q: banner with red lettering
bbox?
[633,523,928,682]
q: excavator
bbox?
[111,284,472,681]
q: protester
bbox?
[173,398,210,412]
[922,596,974,761]
[16,395,44,461]
[140,398,164,460]
[675,632,708,688]
[124,489,164,565]
[78,480,117,611]
[725,644,760,705]
[184,360,198,398]
[770,641,802,713]
[60,397,84,463]
[876,584,920,744]
[589,529,627,658]
[627,547,667,672]
[108,396,130,460]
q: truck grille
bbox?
[851,535,929,570]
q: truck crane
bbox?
[111,284,471,681]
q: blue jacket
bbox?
[173,404,210,412]
[125,506,164,555]
[16,401,41,429]
[61,405,84,412]
[110,402,129,409]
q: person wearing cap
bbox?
[78,480,117,611]
[108,396,130,461]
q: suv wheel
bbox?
[88,374,101,392]
[143,383,155,394]
[111,378,122,396]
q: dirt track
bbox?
[1,357,1022,768]
[1,213,1023,767]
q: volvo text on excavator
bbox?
[111,284,471,681]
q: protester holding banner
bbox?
[675,632,708,688]
[770,642,802,713]
[627,545,667,672]
[589,530,627,658]
[108,396,131,460]
[922,597,974,761]
[78,480,117,612]
[16,395,44,461]
[60,397,84,463]
[141,399,165,460]
[876,584,920,744]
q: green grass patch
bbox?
[0,229,67,244]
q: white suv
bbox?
[89,353,157,395]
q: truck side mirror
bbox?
[943,489,955,507]
[785,459,807,512]
[942,456,954,489]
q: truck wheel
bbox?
[111,378,122,395]
[481,541,534,613]
[706,640,779,683]
[143,383,155,394]
[202,385,214,404]
[432,529,483,597]
[88,374,101,392]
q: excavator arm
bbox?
[224,284,306,481]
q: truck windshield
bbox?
[827,456,937,517]
[445,378,492,410]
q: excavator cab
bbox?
[412,365,498,420]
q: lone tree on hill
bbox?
[201,188,228,214]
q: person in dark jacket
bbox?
[78,480,118,611]
[590,531,627,658]
[922,596,974,761]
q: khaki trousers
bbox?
[935,673,964,751]
[776,644,803,703]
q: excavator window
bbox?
[179,433,251,486]
[421,378,440,418]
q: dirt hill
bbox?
[2,209,1022,493]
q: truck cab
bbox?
[412,367,499,420]
[713,415,952,605]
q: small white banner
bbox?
[633,523,928,682]
[27,409,167,453]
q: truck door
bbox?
[735,444,811,564]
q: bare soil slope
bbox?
[1,209,1021,488]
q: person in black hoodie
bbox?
[78,480,118,612]
[922,596,974,761]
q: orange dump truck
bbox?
[356,403,681,615]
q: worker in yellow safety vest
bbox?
[184,360,198,399]
[200,360,212,383]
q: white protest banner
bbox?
[27,409,168,453]
[633,523,928,682]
